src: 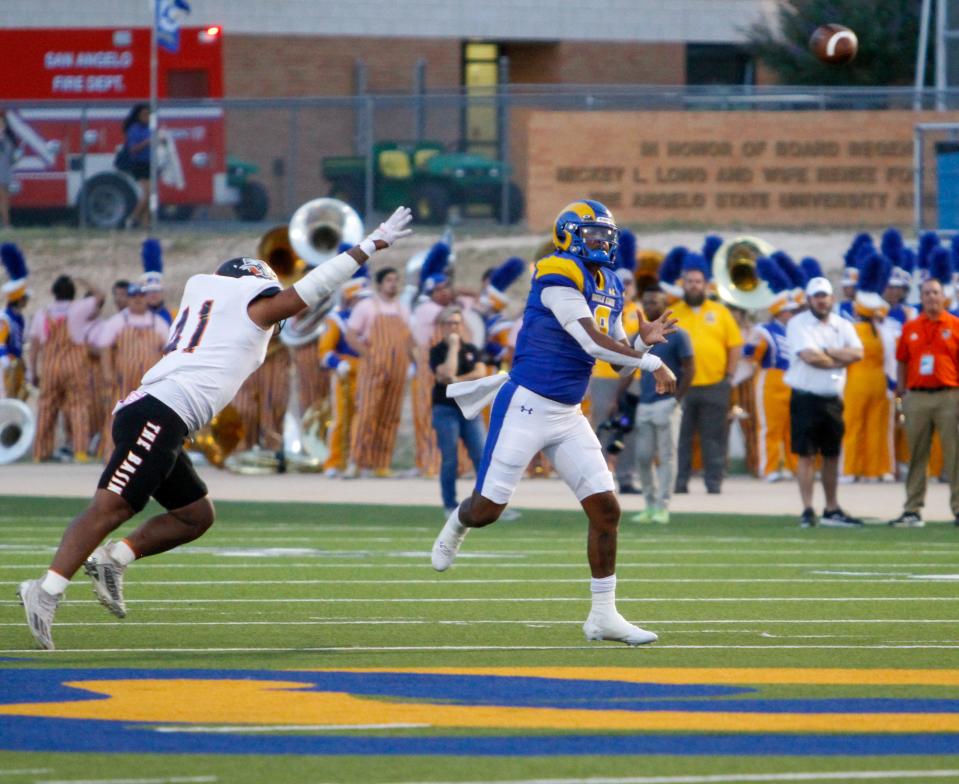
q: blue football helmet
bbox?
[552,199,619,268]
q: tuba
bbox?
[279,198,364,347]
[0,398,35,465]
[188,404,244,468]
[712,236,778,311]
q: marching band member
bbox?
[345,266,414,478]
[838,233,871,322]
[91,282,169,457]
[0,243,29,400]
[318,268,368,476]
[409,241,454,477]
[140,239,172,325]
[841,252,897,482]
[29,274,104,462]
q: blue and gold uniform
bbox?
[511,252,624,405]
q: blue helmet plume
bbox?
[659,247,686,285]
[918,231,940,270]
[701,235,723,265]
[880,228,904,266]
[800,257,823,281]
[617,229,637,273]
[681,252,709,279]
[772,251,805,289]
[419,242,451,287]
[489,257,525,292]
[141,238,163,274]
[931,246,952,285]
[858,252,892,295]
[0,243,27,282]
[844,232,873,267]
[757,256,791,294]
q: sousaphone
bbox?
[0,398,35,465]
[280,198,364,347]
[712,236,778,311]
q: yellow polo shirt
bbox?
[592,300,643,379]
[668,299,743,386]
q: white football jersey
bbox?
[137,274,280,432]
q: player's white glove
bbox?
[367,206,413,248]
[335,361,351,378]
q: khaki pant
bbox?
[903,387,959,516]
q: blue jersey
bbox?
[838,300,855,322]
[746,320,790,371]
[511,252,624,405]
[0,306,25,359]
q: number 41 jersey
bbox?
[138,274,280,432]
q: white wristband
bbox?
[632,333,651,353]
[637,353,663,372]
[293,252,360,308]
[359,238,377,257]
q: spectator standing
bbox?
[111,280,130,314]
[630,287,694,524]
[429,305,488,514]
[784,276,864,527]
[0,110,18,228]
[889,279,959,527]
[345,266,413,477]
[121,104,151,229]
[670,255,743,494]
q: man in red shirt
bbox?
[891,278,959,527]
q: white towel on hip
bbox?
[446,373,510,419]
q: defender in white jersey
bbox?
[17,207,414,650]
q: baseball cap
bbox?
[805,276,833,297]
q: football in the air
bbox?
[809,23,858,65]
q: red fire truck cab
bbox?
[0,27,268,227]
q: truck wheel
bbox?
[327,180,365,216]
[79,174,136,229]
[493,182,525,224]
[411,182,450,225]
[234,181,269,222]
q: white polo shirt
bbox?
[784,309,863,397]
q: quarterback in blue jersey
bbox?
[432,200,677,646]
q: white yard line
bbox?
[6,644,959,654]
[4,596,958,607]
[388,771,959,784]
[152,722,428,733]
[37,778,216,784]
[3,578,956,587]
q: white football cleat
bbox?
[431,517,469,572]
[84,544,127,618]
[17,578,60,651]
[583,610,658,646]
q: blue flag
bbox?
[156,0,191,54]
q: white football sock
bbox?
[41,569,70,596]
[446,504,467,535]
[590,574,616,612]
[109,539,137,566]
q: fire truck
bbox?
[0,27,268,228]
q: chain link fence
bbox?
[8,86,959,231]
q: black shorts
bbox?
[790,390,844,458]
[97,394,208,513]
[128,161,150,181]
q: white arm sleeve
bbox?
[540,286,662,371]
[292,252,361,307]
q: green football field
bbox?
[1,494,958,784]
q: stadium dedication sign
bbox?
[524,110,959,230]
